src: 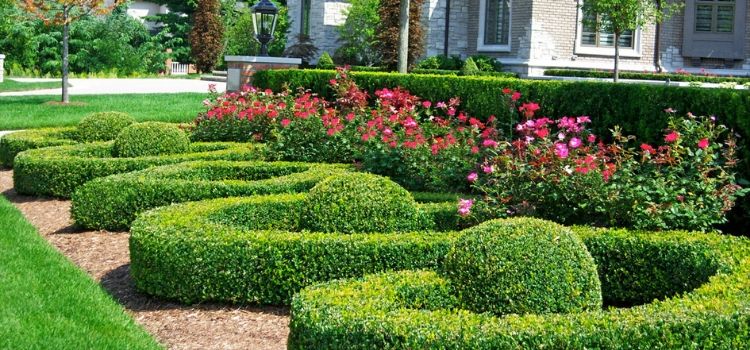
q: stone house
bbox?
[286,0,750,76]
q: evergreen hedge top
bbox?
[129,193,460,305]
[76,112,136,143]
[0,127,79,168]
[113,122,190,158]
[13,141,265,198]
[289,226,750,349]
[444,218,602,316]
[71,160,353,231]
[301,173,428,234]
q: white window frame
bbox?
[477,0,512,52]
[574,0,643,58]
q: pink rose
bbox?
[568,137,582,149]
[467,172,478,183]
[697,138,709,149]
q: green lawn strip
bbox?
[0,79,61,93]
[0,196,162,350]
[0,93,206,130]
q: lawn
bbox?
[0,79,60,93]
[0,195,162,350]
[0,93,206,130]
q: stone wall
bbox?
[422,0,470,57]
[286,0,351,64]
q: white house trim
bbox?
[477,0,512,53]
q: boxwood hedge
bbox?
[129,194,461,305]
[289,226,746,349]
[13,142,265,198]
[0,127,79,168]
[71,160,352,231]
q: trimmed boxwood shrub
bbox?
[13,142,265,198]
[113,122,190,158]
[76,112,136,143]
[288,227,749,349]
[129,194,459,305]
[444,218,602,316]
[545,68,750,84]
[71,160,352,231]
[301,173,427,233]
[0,127,79,168]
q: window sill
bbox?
[574,45,642,58]
[477,44,512,53]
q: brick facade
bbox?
[290,0,750,75]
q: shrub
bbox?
[76,112,136,143]
[301,173,427,233]
[72,161,351,231]
[460,57,480,76]
[13,142,265,198]
[444,218,602,315]
[316,52,335,69]
[190,0,223,73]
[129,195,459,305]
[113,122,190,158]
[288,228,750,349]
[376,0,424,68]
[415,54,463,71]
[284,34,318,65]
[334,0,381,66]
[0,127,78,168]
[545,68,750,84]
[469,54,503,72]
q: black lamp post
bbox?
[251,0,279,56]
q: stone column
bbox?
[0,54,5,83]
[225,56,302,92]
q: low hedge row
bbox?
[545,68,750,84]
[0,127,78,168]
[411,68,519,79]
[13,142,265,198]
[289,227,749,349]
[71,160,352,231]
[129,194,460,305]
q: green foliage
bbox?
[224,2,289,59]
[376,0,424,68]
[289,228,750,349]
[444,218,602,315]
[415,55,463,71]
[335,0,381,66]
[460,57,480,76]
[190,0,224,73]
[129,195,459,305]
[316,52,335,69]
[13,141,264,198]
[469,54,503,72]
[71,161,351,231]
[301,173,428,233]
[76,112,136,143]
[545,69,750,83]
[0,127,78,168]
[113,122,190,158]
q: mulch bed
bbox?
[0,170,290,350]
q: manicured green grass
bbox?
[0,93,206,130]
[0,195,162,349]
[0,79,60,93]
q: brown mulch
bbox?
[0,170,290,350]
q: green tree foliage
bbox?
[376,0,424,69]
[190,0,224,73]
[335,0,380,66]
[224,1,289,58]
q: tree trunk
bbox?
[397,0,409,73]
[61,7,70,103]
[613,31,620,83]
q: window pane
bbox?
[618,30,633,48]
[716,5,734,32]
[599,32,615,47]
[695,5,713,32]
[484,0,509,45]
[581,32,597,46]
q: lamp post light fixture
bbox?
[251,0,279,56]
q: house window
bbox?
[300,0,311,35]
[581,8,634,48]
[478,0,511,51]
[695,0,735,33]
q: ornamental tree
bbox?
[582,0,682,82]
[19,0,124,103]
[190,0,223,73]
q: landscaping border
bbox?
[0,127,78,168]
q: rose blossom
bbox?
[664,131,680,143]
[697,138,709,149]
[457,199,474,217]
[467,172,478,182]
[568,137,582,149]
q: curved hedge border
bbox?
[13,142,265,198]
[0,127,79,168]
[289,227,748,349]
[71,160,352,231]
[129,194,460,305]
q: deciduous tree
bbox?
[190,0,224,73]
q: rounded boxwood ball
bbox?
[113,122,189,158]
[301,173,426,233]
[77,111,136,142]
[444,217,602,316]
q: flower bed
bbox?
[71,160,352,231]
[13,142,265,198]
[0,127,79,168]
[288,225,749,349]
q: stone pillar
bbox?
[0,54,5,83]
[225,56,302,92]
